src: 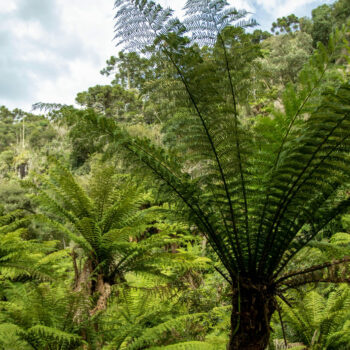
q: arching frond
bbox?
[149,341,218,349]
[114,0,184,51]
[278,285,350,349]
[0,281,86,350]
[184,0,256,46]
[112,0,350,284]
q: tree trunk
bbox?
[90,274,111,316]
[227,280,275,350]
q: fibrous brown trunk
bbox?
[71,257,111,350]
[90,274,111,316]
[227,280,275,350]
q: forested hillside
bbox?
[0,0,350,349]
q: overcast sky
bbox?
[0,0,333,112]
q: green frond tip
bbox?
[22,324,83,344]
[114,0,184,51]
[184,0,255,46]
[126,313,209,350]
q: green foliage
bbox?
[333,0,350,27]
[251,29,272,44]
[271,14,300,35]
[101,285,228,350]
[76,85,143,122]
[256,31,313,85]
[0,180,33,213]
[308,0,350,48]
[275,285,350,349]
[150,342,219,349]
[311,4,334,47]
[108,0,350,281]
[0,107,57,153]
[0,209,65,281]
[0,0,350,348]
[29,160,209,313]
[0,281,86,350]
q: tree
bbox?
[333,0,350,27]
[256,31,313,85]
[101,52,156,91]
[271,14,300,35]
[76,84,142,122]
[75,1,350,348]
[311,4,333,47]
[251,29,272,44]
[0,106,60,180]
[0,106,17,152]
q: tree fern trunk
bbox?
[228,281,275,350]
[90,274,111,316]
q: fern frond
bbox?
[149,341,217,349]
[255,25,350,274]
[126,313,208,350]
[23,324,82,344]
[114,0,183,51]
[184,0,255,46]
[31,214,92,252]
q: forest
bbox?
[0,0,350,349]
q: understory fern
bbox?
[0,210,61,281]
[275,285,350,349]
[0,281,86,350]
[101,286,229,350]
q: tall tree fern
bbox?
[29,161,205,318]
[73,0,350,348]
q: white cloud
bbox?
[254,0,334,18]
[35,59,110,105]
[0,2,17,14]
[13,20,43,40]
[0,0,117,112]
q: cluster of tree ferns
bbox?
[1,0,350,349]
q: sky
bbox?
[0,0,334,112]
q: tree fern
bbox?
[73,1,350,348]
[111,0,350,275]
[29,161,208,319]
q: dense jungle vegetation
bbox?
[1,0,350,348]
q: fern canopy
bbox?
[29,161,208,301]
[100,0,350,284]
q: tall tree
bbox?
[271,14,300,35]
[80,0,350,348]
[311,4,334,47]
[76,85,142,122]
